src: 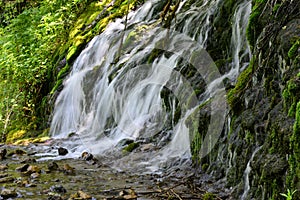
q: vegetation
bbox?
[0,0,143,142]
[280,189,297,200]
[0,0,92,142]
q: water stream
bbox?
[241,146,262,200]
[49,0,252,176]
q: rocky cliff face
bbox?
[210,0,300,199]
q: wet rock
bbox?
[50,185,67,194]
[27,165,41,173]
[25,183,37,188]
[0,176,14,183]
[30,172,40,179]
[0,148,7,160]
[22,165,41,175]
[68,132,76,137]
[0,173,8,178]
[0,164,8,171]
[20,158,36,164]
[81,152,94,161]
[69,190,92,200]
[117,139,134,148]
[48,161,59,171]
[16,164,30,172]
[81,152,98,165]
[119,189,137,199]
[0,188,17,199]
[58,147,68,156]
[140,143,155,151]
[62,164,75,175]
[47,192,63,200]
[16,179,37,187]
[123,142,139,153]
[14,149,27,155]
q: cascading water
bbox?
[49,0,251,176]
[241,146,262,200]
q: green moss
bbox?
[245,130,254,144]
[282,79,300,117]
[50,79,63,95]
[57,64,70,80]
[202,192,215,200]
[272,3,281,13]
[287,102,300,189]
[123,142,139,152]
[227,61,253,112]
[246,0,267,48]
[288,39,300,59]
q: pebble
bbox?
[20,158,36,163]
[0,188,17,199]
[0,164,8,171]
[30,172,40,179]
[16,164,30,172]
[62,164,75,175]
[0,148,7,160]
[50,185,67,194]
[0,176,14,183]
[47,161,59,171]
[69,190,92,200]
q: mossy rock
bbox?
[123,142,139,153]
[227,62,253,113]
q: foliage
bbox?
[280,189,297,200]
[0,0,91,141]
[0,0,144,141]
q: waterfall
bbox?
[241,146,262,200]
[49,0,251,173]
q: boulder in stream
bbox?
[58,147,68,156]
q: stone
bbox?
[14,149,27,155]
[0,176,14,183]
[47,192,63,200]
[50,185,67,194]
[81,152,94,161]
[0,148,7,160]
[27,165,41,173]
[30,172,40,179]
[117,139,134,148]
[0,188,17,199]
[140,143,155,151]
[16,164,30,172]
[47,161,59,171]
[0,164,8,171]
[58,147,68,156]
[119,189,137,199]
[20,158,36,164]
[0,173,8,178]
[62,164,75,175]
[69,190,92,199]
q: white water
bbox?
[49,0,251,173]
[241,146,262,200]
